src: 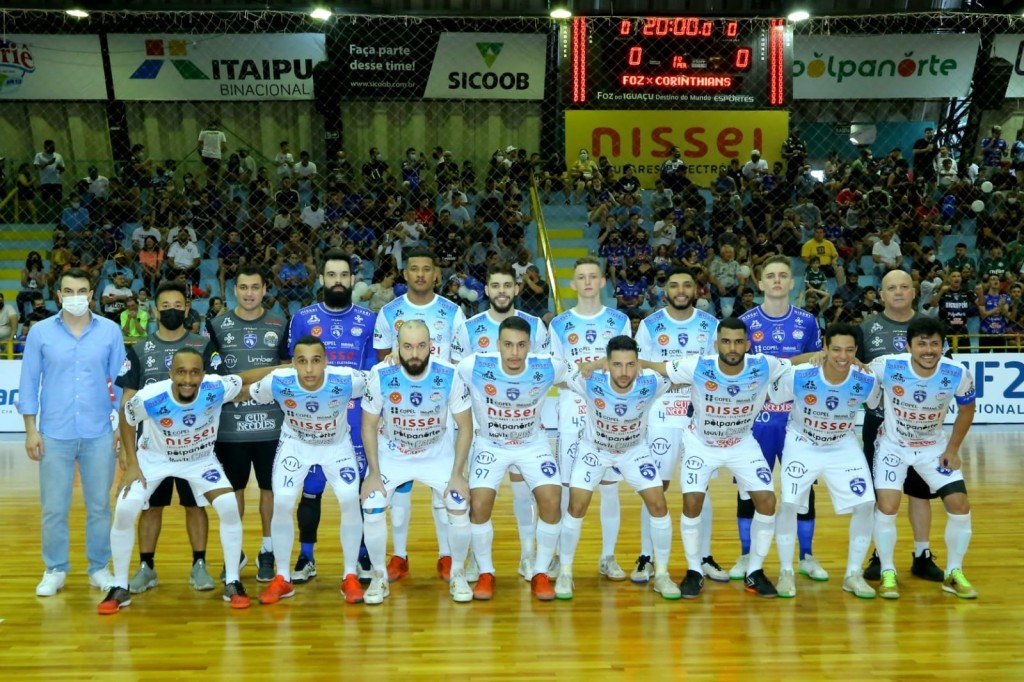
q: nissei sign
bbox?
[0,35,106,100]
[424,33,547,100]
[0,360,22,432]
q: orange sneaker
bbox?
[437,555,452,582]
[341,574,364,604]
[223,580,251,609]
[531,574,556,601]
[259,575,294,605]
[473,572,495,601]
[97,587,131,615]
[387,555,410,582]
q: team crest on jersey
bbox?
[705,381,718,391]
[586,329,597,344]
[540,460,557,478]
[311,326,323,337]
[850,477,867,496]
[756,466,772,484]
[772,328,785,343]
[893,386,905,397]
[804,395,817,406]
[658,334,670,346]
[160,417,173,428]
[826,395,839,410]
[785,461,807,478]
[484,384,497,397]
[389,392,402,404]
[243,332,257,348]
[506,388,520,400]
[936,465,954,476]
[567,333,579,345]
[893,337,907,351]
[913,390,927,403]
[727,384,740,397]
[614,403,627,416]
[201,469,222,483]
[478,337,490,348]
[284,399,297,409]
[339,467,357,484]
[183,413,197,427]
[594,398,606,410]
[306,400,319,413]
[449,490,464,504]
[678,332,689,346]
[752,331,765,342]
[410,392,423,406]
[639,463,657,480]
[331,326,343,339]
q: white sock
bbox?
[110,497,143,589]
[271,496,297,581]
[847,503,874,577]
[944,512,972,573]
[261,536,272,554]
[699,492,713,558]
[389,491,411,558]
[680,514,702,573]
[336,487,362,577]
[432,492,452,557]
[599,482,620,558]
[914,541,930,557]
[471,521,496,574]
[874,510,898,572]
[363,508,388,571]
[213,494,243,584]
[747,512,775,574]
[447,512,471,567]
[533,520,560,578]
[649,513,672,575]
[510,479,536,560]
[775,502,798,573]
[558,514,583,572]
[639,505,653,558]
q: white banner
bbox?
[108,33,324,101]
[0,360,22,432]
[424,32,546,100]
[992,35,1024,98]
[0,35,106,100]
[793,34,979,100]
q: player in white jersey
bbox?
[557,335,682,601]
[769,323,880,599]
[633,266,726,584]
[360,321,475,604]
[459,316,565,601]
[451,263,550,581]
[100,348,250,614]
[248,336,369,606]
[868,317,978,600]
[372,247,467,582]
[548,256,632,581]
[644,318,790,599]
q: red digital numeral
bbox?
[735,47,751,70]
[619,19,631,36]
[726,21,738,38]
[628,46,643,66]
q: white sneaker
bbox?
[630,555,654,584]
[728,554,749,580]
[701,556,730,583]
[842,574,877,599]
[518,554,535,581]
[465,553,480,583]
[88,567,115,591]
[652,573,682,600]
[799,555,830,581]
[546,556,560,580]
[363,570,390,605]
[449,569,473,603]
[598,555,627,581]
[554,570,574,600]
[777,568,797,598]
[36,570,67,597]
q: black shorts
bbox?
[862,410,938,500]
[148,477,199,508]
[215,440,277,491]
[202,156,221,172]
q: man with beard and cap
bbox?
[631,266,726,584]
[451,263,550,583]
[287,249,377,589]
[373,247,467,583]
[115,279,222,595]
[207,265,290,583]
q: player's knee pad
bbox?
[949,517,972,555]
[211,493,241,525]
[447,508,470,526]
[396,480,414,494]
[114,497,144,530]
[445,490,469,514]
[361,490,388,517]
[302,466,327,495]
[754,528,774,557]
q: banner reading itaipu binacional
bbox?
[564,109,789,188]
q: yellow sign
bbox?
[564,109,790,189]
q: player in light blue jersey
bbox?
[770,323,880,599]
[868,317,978,600]
[633,266,726,583]
[548,256,632,581]
[452,263,550,581]
[360,321,475,604]
[101,348,250,614]
[736,256,825,582]
[372,247,467,582]
[248,337,368,606]
[287,250,377,585]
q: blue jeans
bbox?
[40,432,116,574]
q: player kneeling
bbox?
[100,349,250,614]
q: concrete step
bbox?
[550,246,590,259]
[547,228,585,240]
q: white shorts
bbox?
[376,434,466,510]
[557,393,587,485]
[470,436,560,491]
[780,432,875,514]
[680,431,774,495]
[647,424,685,482]
[127,451,230,507]
[873,438,964,494]
[570,440,661,493]
[272,437,360,502]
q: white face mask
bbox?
[579,153,589,161]
[61,294,90,317]
[71,202,80,209]
[409,153,417,161]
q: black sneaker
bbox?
[910,549,945,582]
[863,550,881,581]
[223,580,250,609]
[292,555,317,584]
[744,569,778,598]
[679,570,705,599]
[256,550,275,583]
[97,587,132,615]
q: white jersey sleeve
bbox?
[451,322,470,362]
[769,365,795,404]
[248,372,276,405]
[866,357,888,409]
[534,320,550,353]
[362,366,384,415]
[372,313,393,352]
[123,392,145,427]
[767,356,792,383]
[449,371,472,415]
[665,356,699,386]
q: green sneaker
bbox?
[941,568,978,599]
[878,569,899,600]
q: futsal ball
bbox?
[971,199,985,213]
[981,181,993,193]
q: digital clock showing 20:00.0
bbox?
[569,16,791,109]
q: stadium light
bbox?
[310,7,332,21]
[787,10,810,22]
[66,9,90,18]
[550,6,572,19]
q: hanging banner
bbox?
[992,34,1024,98]
[793,34,979,100]
[0,35,106,100]
[423,32,547,100]
[108,33,325,101]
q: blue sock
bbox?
[798,519,815,559]
[301,542,315,561]
[738,517,752,555]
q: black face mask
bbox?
[159,309,186,330]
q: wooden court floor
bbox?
[0,430,1021,681]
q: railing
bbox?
[948,334,1024,353]
[529,183,562,316]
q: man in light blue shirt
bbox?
[59,195,90,235]
[19,267,127,597]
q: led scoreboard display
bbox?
[570,16,791,108]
